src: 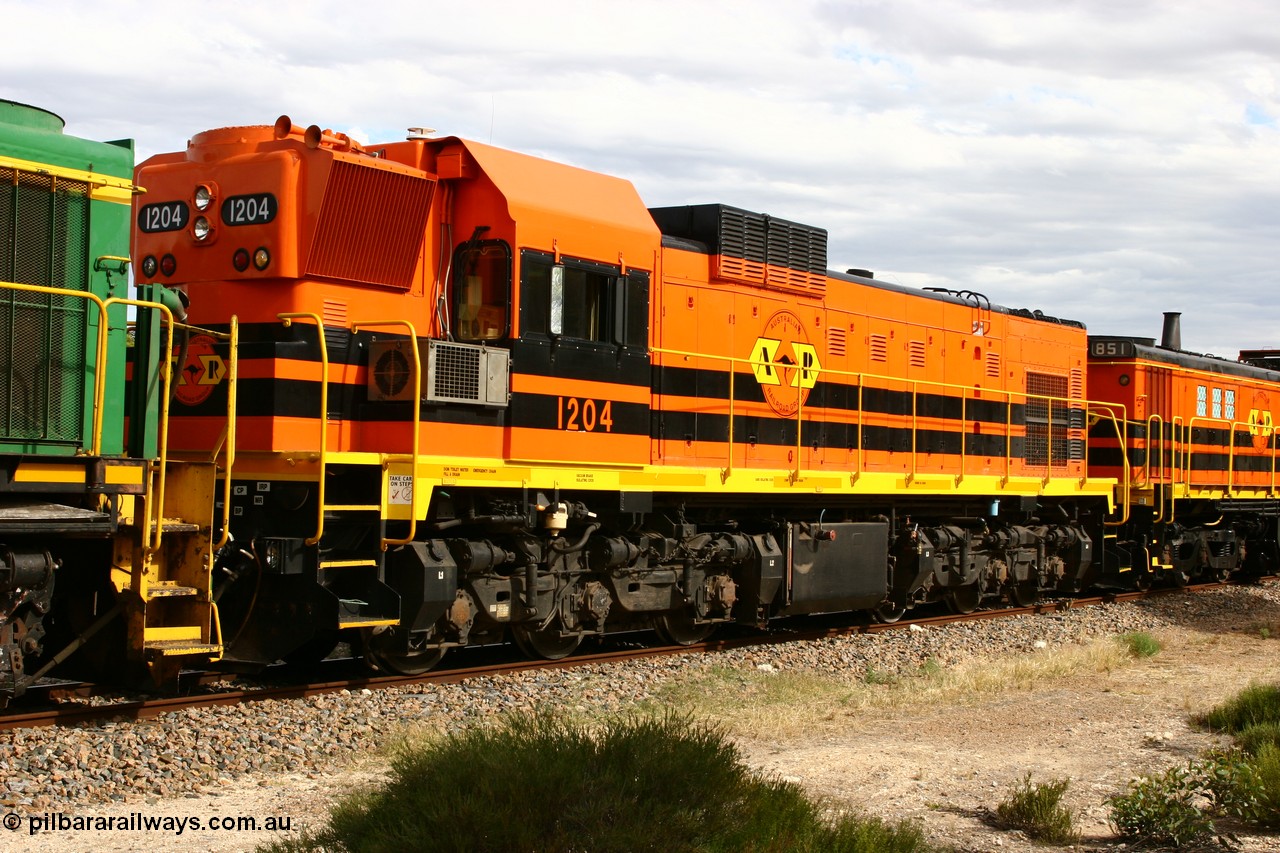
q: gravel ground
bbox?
[2,582,1277,851]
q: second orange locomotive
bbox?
[127,117,1269,673]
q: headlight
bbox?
[194,185,212,211]
[193,216,211,241]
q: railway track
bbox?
[0,582,1237,732]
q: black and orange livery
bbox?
[115,117,1278,673]
[1089,323,1280,585]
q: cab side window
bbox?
[453,239,511,341]
[519,250,648,349]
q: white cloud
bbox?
[3,0,1278,354]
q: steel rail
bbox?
[0,579,1264,732]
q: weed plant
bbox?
[1199,683,1280,734]
[1246,743,1280,827]
[993,773,1079,844]
[1119,631,1162,658]
[1235,721,1280,756]
[1112,682,1280,845]
[1108,761,1219,848]
[259,712,933,853]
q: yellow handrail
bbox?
[722,366,736,482]
[651,344,1092,489]
[1147,414,1165,522]
[1088,403,1131,525]
[213,317,240,550]
[352,320,421,549]
[105,296,176,555]
[1170,416,1184,524]
[278,313,329,546]
[0,280,109,454]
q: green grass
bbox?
[1118,631,1162,658]
[1250,743,1280,827]
[993,773,1079,844]
[258,712,935,853]
[1236,721,1280,756]
[1199,683,1280,734]
[1112,681,1280,844]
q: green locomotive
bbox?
[0,100,224,702]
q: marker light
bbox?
[253,247,271,271]
[233,248,250,272]
[141,255,158,278]
[193,216,211,241]
[160,254,177,277]
[194,185,212,211]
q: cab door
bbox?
[506,250,650,465]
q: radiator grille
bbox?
[306,161,435,289]
[715,208,766,285]
[1025,371,1081,466]
[650,204,827,296]
[0,168,90,444]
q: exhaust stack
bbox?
[1161,312,1182,351]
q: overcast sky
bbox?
[5,0,1278,356]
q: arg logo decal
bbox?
[173,333,227,406]
[749,310,821,417]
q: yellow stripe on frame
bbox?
[104,464,146,486]
[12,461,86,485]
[0,153,136,205]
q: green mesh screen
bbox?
[0,167,90,444]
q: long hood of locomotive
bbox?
[134,120,1112,504]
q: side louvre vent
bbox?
[908,340,926,368]
[869,334,888,363]
[307,161,435,289]
[985,351,1001,379]
[827,326,847,358]
[1069,369,1086,429]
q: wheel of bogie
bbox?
[946,584,982,615]
[511,622,582,660]
[1010,580,1040,607]
[654,612,716,645]
[873,601,907,624]
[361,627,445,676]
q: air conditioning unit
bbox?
[367,339,509,407]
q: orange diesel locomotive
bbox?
[124,117,1267,675]
[1089,319,1280,588]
